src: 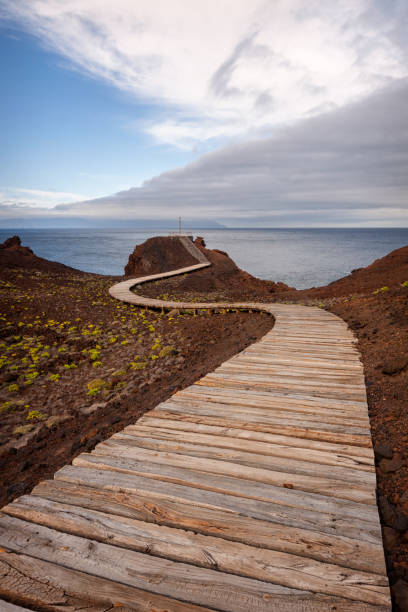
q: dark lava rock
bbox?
[195,236,206,248]
[0,234,33,255]
[379,495,397,527]
[382,357,408,376]
[0,235,21,249]
[382,526,399,550]
[6,482,25,497]
[379,454,405,473]
[394,511,408,532]
[378,496,408,530]
[374,442,394,460]
[392,579,408,609]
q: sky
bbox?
[0,0,407,227]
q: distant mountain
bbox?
[0,217,226,229]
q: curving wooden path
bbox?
[0,237,390,611]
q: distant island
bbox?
[0,217,226,229]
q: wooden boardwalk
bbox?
[0,239,390,611]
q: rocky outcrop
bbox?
[124,236,198,277]
[124,235,291,297]
[0,235,33,255]
[285,245,408,299]
[0,235,84,275]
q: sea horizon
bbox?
[1,226,407,290]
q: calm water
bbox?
[1,228,407,289]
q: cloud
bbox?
[2,0,408,148]
[0,187,90,210]
[14,79,401,227]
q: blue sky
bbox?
[0,0,407,227]
[0,25,193,206]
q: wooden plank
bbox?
[0,551,388,612]
[54,465,383,542]
[197,375,367,402]
[5,515,387,612]
[172,391,371,422]
[92,438,375,504]
[112,432,377,487]
[204,372,365,390]
[193,378,366,402]
[138,415,373,457]
[244,345,362,361]
[220,358,362,371]
[31,479,386,574]
[72,452,378,522]
[123,424,375,472]
[234,355,362,370]
[184,384,368,410]
[221,362,364,382]
[249,343,359,355]
[3,497,390,605]
[0,601,34,612]
[0,549,214,612]
[154,404,371,442]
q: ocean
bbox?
[1,228,407,290]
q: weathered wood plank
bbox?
[221,362,364,382]
[203,369,364,386]
[112,432,377,486]
[183,384,368,410]
[72,452,378,521]
[0,601,34,612]
[54,465,382,543]
[138,415,373,457]
[172,391,371,422]
[153,405,371,444]
[123,424,375,471]
[5,515,388,612]
[0,550,388,612]
[92,438,375,504]
[3,497,389,605]
[233,354,362,370]
[0,549,214,612]
[196,375,367,401]
[31,479,386,574]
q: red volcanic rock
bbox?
[0,235,33,255]
[0,235,82,274]
[194,236,206,248]
[286,244,408,299]
[125,237,198,277]
[1,235,21,249]
[125,235,292,297]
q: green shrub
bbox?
[26,410,46,421]
[87,378,106,395]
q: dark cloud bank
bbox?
[3,78,408,227]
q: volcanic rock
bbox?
[124,235,291,297]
